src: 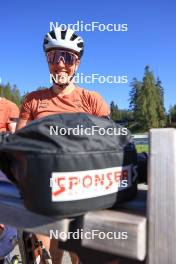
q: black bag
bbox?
[0,113,137,218]
[137,152,148,183]
[0,132,15,182]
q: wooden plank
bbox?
[148,128,176,264]
[82,210,146,261]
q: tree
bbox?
[169,105,176,122]
[11,84,21,106]
[129,78,143,124]
[155,78,166,127]
[141,66,159,129]
[129,66,166,131]
[0,83,22,107]
[110,101,119,121]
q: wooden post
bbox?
[148,128,176,264]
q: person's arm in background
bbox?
[7,102,20,133]
[8,119,19,133]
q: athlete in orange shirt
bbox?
[17,27,110,264]
[0,97,19,133]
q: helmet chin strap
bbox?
[52,79,69,89]
[52,64,77,89]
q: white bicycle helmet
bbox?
[43,27,84,58]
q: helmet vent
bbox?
[61,30,66,39]
[70,34,77,41]
[78,42,83,48]
[50,30,56,39]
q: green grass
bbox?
[135,144,149,153]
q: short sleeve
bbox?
[7,102,19,123]
[90,91,110,117]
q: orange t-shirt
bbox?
[0,98,20,132]
[20,86,110,121]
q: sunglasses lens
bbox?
[47,51,55,64]
[65,52,73,65]
[47,51,76,65]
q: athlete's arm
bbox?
[16,93,34,130]
[16,118,28,130]
[7,102,20,133]
[90,91,110,117]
